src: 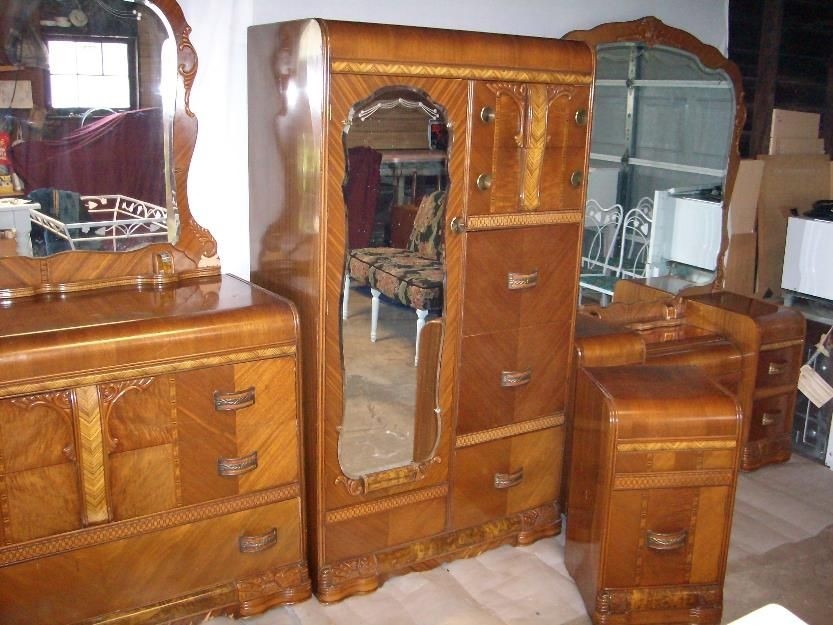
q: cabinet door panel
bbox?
[458,323,569,433]
[5,464,81,542]
[451,427,562,530]
[606,486,731,588]
[462,225,580,335]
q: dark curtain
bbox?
[9,107,166,207]
[344,146,382,249]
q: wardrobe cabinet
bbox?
[0,276,311,624]
[249,19,593,601]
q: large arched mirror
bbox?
[567,17,745,302]
[339,86,448,479]
[0,0,217,298]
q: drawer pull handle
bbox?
[574,108,588,126]
[494,468,524,489]
[768,360,788,376]
[239,527,278,553]
[450,216,467,234]
[476,173,493,191]
[646,529,687,551]
[761,411,781,427]
[507,270,539,290]
[569,170,583,187]
[214,386,256,411]
[480,106,496,123]
[218,451,258,477]
[501,368,532,387]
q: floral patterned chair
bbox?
[343,190,446,365]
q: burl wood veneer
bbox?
[248,19,593,602]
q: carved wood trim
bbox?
[98,378,156,453]
[75,385,111,526]
[616,439,737,452]
[10,390,76,460]
[0,346,295,397]
[334,457,443,496]
[0,485,300,566]
[613,470,734,490]
[455,414,564,448]
[331,61,592,85]
[463,210,581,232]
[595,584,722,616]
[236,562,312,616]
[326,485,448,523]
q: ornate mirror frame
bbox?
[565,16,746,292]
[0,0,218,299]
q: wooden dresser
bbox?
[0,275,311,624]
[567,364,742,625]
[248,19,592,601]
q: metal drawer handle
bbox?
[574,108,588,126]
[450,216,466,234]
[501,368,532,387]
[569,170,583,187]
[218,451,259,477]
[239,527,278,553]
[507,270,539,290]
[761,411,781,427]
[476,173,493,191]
[646,529,687,551]
[214,386,256,411]
[494,468,524,489]
[480,106,496,123]
[768,360,788,376]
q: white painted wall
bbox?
[177,0,728,280]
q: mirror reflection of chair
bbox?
[344,190,446,365]
[578,199,623,305]
[618,202,654,280]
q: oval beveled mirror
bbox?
[339,86,447,479]
[567,17,745,302]
[0,0,217,298]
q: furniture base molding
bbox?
[741,432,792,471]
[236,562,313,616]
[593,585,723,625]
[316,502,561,603]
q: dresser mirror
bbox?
[339,87,448,478]
[567,17,744,296]
[0,0,217,298]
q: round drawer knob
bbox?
[476,173,493,191]
[574,108,588,126]
[569,170,583,187]
[480,106,496,123]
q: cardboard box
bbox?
[769,136,825,155]
[755,154,831,298]
[770,109,820,140]
[728,160,764,235]
[723,232,757,296]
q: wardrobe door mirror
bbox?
[339,87,448,479]
[0,0,176,257]
[568,17,744,296]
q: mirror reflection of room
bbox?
[579,42,734,305]
[0,0,174,257]
[339,87,448,478]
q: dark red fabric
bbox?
[9,108,166,207]
[344,146,382,249]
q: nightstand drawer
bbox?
[755,344,802,389]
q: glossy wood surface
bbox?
[0,0,219,299]
[566,364,742,625]
[248,19,592,602]
[0,275,311,624]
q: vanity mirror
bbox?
[567,17,745,299]
[0,0,218,298]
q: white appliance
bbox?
[782,216,833,301]
[650,187,723,275]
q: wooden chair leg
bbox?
[414,308,429,366]
[370,288,381,342]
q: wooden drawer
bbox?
[0,495,305,625]
[462,224,581,336]
[604,483,734,589]
[755,344,803,390]
[458,323,569,433]
[451,426,563,530]
[748,393,794,443]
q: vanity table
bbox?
[0,1,310,623]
